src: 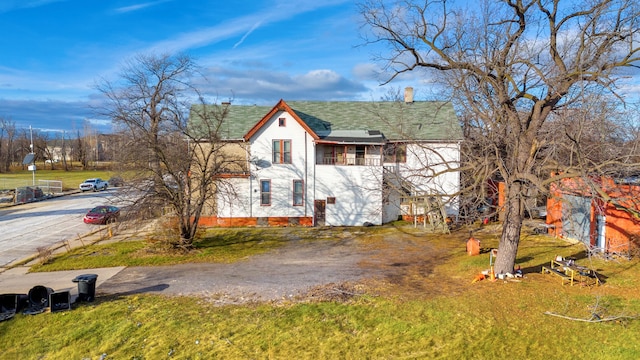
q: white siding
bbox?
[214,110,460,226]
[216,178,251,217]
[248,111,315,218]
[314,165,384,226]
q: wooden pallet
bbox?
[541,265,574,285]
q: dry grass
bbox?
[35,246,54,265]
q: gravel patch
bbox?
[96,237,378,304]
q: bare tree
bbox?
[96,53,241,249]
[541,96,640,175]
[81,121,99,168]
[0,117,17,172]
[360,0,640,274]
[61,131,70,171]
[33,131,55,169]
[18,128,37,168]
[74,130,87,168]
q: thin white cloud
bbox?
[90,0,354,84]
[233,20,263,49]
[0,66,93,101]
[145,0,351,54]
[0,0,370,132]
[0,0,67,13]
[114,0,173,14]
[145,19,251,54]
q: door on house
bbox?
[562,195,592,246]
[314,200,326,226]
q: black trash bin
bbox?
[23,285,53,315]
[1,294,19,321]
[72,274,98,302]
[50,291,71,312]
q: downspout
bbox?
[313,136,317,225]
[246,139,252,218]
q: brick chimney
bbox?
[404,86,414,103]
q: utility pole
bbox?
[29,125,35,185]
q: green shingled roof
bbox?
[191,100,462,142]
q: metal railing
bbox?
[38,180,63,195]
[7,179,63,204]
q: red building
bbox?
[547,176,640,256]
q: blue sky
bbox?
[0,0,418,134]
[0,0,638,135]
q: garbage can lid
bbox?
[72,274,99,282]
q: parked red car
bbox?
[83,206,120,224]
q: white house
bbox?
[194,90,462,227]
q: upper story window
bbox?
[278,117,286,127]
[384,143,407,163]
[293,180,304,206]
[272,140,292,164]
[260,180,271,206]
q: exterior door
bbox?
[314,200,326,226]
[562,195,592,246]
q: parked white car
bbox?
[79,178,108,192]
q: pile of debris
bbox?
[298,282,367,303]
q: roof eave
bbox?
[243,99,320,141]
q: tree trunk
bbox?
[494,182,523,275]
[178,221,194,249]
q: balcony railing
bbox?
[319,156,381,166]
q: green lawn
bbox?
[2,225,640,359]
[4,291,638,359]
[0,169,116,191]
[29,227,321,271]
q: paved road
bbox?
[0,190,119,267]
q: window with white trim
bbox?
[260,180,271,206]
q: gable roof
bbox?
[191,100,462,142]
[243,99,320,141]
